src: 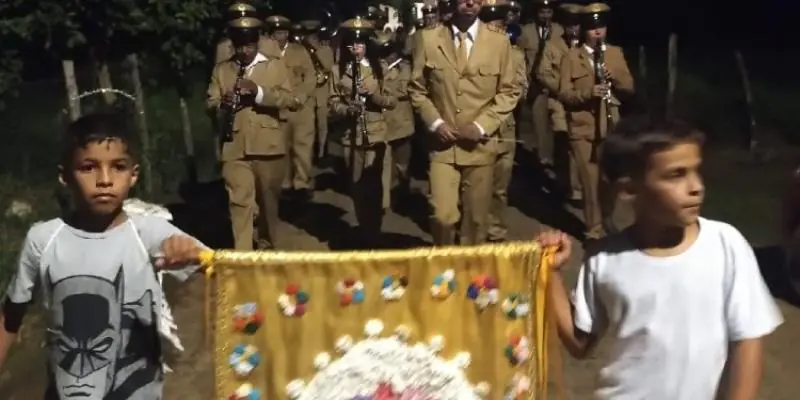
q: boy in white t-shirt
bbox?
[537,117,783,400]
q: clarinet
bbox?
[222,61,247,142]
[351,60,368,141]
[592,40,613,159]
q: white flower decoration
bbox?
[428,335,445,353]
[235,383,254,397]
[393,325,411,342]
[451,352,471,369]
[286,379,305,399]
[277,294,291,308]
[335,335,354,353]
[364,319,384,337]
[314,352,331,370]
[442,269,455,281]
[474,381,491,397]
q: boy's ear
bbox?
[130,164,140,186]
[57,165,67,187]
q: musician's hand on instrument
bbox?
[457,123,483,142]
[237,79,258,94]
[435,124,458,143]
[592,84,610,98]
[155,235,203,270]
[361,77,379,95]
[603,67,614,82]
[221,92,235,106]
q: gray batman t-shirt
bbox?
[5,214,200,400]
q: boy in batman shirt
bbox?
[0,113,206,399]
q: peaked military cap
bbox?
[438,0,454,13]
[227,2,258,20]
[366,5,387,23]
[228,17,262,45]
[339,17,376,43]
[559,3,583,25]
[300,20,322,32]
[291,23,303,32]
[532,0,558,8]
[372,30,395,49]
[480,0,512,22]
[422,0,438,14]
[265,15,292,31]
[509,1,521,12]
[581,3,610,29]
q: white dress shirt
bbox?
[247,52,268,104]
[429,19,486,136]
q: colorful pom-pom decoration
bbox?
[336,279,365,306]
[430,269,456,299]
[503,335,531,366]
[466,274,499,310]
[505,372,531,398]
[500,293,531,319]
[228,383,261,400]
[232,302,264,335]
[381,275,408,301]
[277,283,310,317]
[229,344,261,378]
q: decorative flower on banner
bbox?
[430,269,456,299]
[232,303,263,335]
[228,383,261,400]
[286,320,490,400]
[278,283,310,317]
[504,372,531,399]
[466,275,499,310]
[500,293,531,319]
[503,335,531,366]
[229,344,261,378]
[381,275,408,300]
[336,279,366,306]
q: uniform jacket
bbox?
[558,44,634,140]
[281,43,317,112]
[537,37,574,132]
[408,22,522,166]
[383,59,415,141]
[206,56,296,161]
[329,60,398,146]
[499,45,528,137]
[518,22,563,81]
[214,36,282,64]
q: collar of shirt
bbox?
[583,44,595,55]
[359,58,370,67]
[451,18,480,43]
[244,53,267,76]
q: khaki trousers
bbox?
[222,155,288,250]
[570,139,613,238]
[554,130,582,200]
[531,92,553,164]
[429,161,494,246]
[315,87,330,158]
[488,135,516,242]
[344,144,391,240]
[284,108,316,190]
[389,136,412,189]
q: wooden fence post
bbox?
[126,53,153,197]
[666,33,678,118]
[733,50,758,153]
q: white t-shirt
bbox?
[573,217,783,400]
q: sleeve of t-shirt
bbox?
[138,216,209,282]
[723,224,784,341]
[572,256,607,336]
[4,230,44,304]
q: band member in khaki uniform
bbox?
[214,3,281,64]
[267,16,317,201]
[329,18,398,246]
[537,3,582,201]
[409,0,522,246]
[438,0,455,26]
[558,3,634,238]
[374,31,415,201]
[404,0,440,57]
[207,17,303,250]
[299,19,336,159]
[519,0,562,168]
[480,0,528,243]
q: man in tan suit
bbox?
[214,3,281,64]
[404,1,440,58]
[537,3,582,201]
[299,19,336,160]
[480,0,528,243]
[558,3,634,238]
[207,17,303,250]
[409,0,522,246]
[267,16,317,201]
[518,0,562,169]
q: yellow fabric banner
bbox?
[201,242,553,400]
